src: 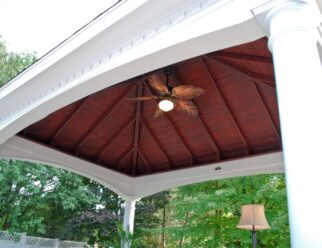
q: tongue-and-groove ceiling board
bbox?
[20,38,281,176]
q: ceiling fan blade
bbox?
[126,96,157,101]
[148,74,169,93]
[153,108,164,118]
[176,100,199,117]
[172,85,204,100]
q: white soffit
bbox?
[0,136,284,198]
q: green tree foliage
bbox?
[0,38,36,87]
[62,183,123,245]
[136,175,289,248]
[0,158,289,247]
[0,159,122,244]
[134,192,171,247]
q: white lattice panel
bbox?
[0,231,86,248]
[59,241,86,248]
[27,236,56,247]
[0,231,21,242]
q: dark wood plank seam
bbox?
[138,149,152,173]
[74,83,137,155]
[171,73,221,161]
[50,98,89,146]
[251,82,282,148]
[207,55,275,88]
[140,118,172,170]
[200,57,250,155]
[97,119,135,163]
[117,148,134,171]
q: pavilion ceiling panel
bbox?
[68,84,135,148]
[136,154,149,175]
[118,151,134,175]
[256,84,280,135]
[142,112,196,169]
[20,38,281,177]
[204,56,280,153]
[23,101,83,143]
[99,123,134,167]
[165,111,217,165]
[138,123,171,171]
[174,57,249,158]
[75,85,136,158]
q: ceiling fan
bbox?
[127,67,204,118]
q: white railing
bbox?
[0,230,87,248]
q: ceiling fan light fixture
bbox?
[158,99,174,112]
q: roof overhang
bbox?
[0,0,268,144]
[0,0,286,198]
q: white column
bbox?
[254,1,322,247]
[122,197,138,248]
[123,198,137,233]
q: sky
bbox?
[0,0,117,56]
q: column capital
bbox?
[252,0,321,50]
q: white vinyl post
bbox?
[254,1,322,247]
[122,197,138,248]
[53,238,59,248]
[20,233,27,248]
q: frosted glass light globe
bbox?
[158,99,174,112]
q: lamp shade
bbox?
[237,204,271,231]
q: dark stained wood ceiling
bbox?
[20,38,281,176]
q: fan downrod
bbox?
[163,66,174,90]
[163,66,174,76]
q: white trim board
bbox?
[0,136,284,199]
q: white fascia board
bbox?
[0,0,268,145]
[0,136,284,199]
